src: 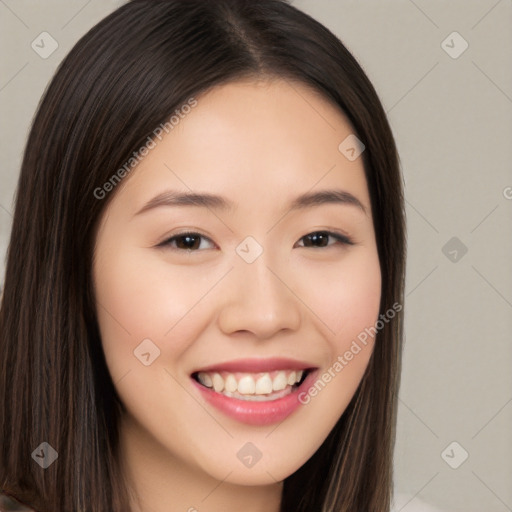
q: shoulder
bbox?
[391,492,447,512]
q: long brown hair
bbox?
[0,1,406,510]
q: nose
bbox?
[217,256,302,340]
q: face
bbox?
[93,78,381,488]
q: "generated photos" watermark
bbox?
[298,301,402,405]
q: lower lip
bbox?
[191,370,318,426]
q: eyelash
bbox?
[157,230,354,251]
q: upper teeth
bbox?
[197,370,304,396]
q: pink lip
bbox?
[192,357,313,374]
[191,368,318,426]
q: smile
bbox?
[190,358,318,426]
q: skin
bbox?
[92,78,381,512]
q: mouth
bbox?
[190,358,318,426]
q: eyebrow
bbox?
[133,188,367,217]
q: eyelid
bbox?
[294,230,355,248]
[156,230,217,250]
[157,229,354,251]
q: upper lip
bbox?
[191,357,316,374]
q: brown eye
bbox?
[159,232,215,251]
[297,231,354,248]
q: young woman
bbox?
[0,1,408,510]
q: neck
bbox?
[117,413,283,512]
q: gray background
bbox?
[0,1,511,511]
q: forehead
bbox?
[109,78,371,217]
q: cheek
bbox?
[291,247,382,341]
[93,246,220,380]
